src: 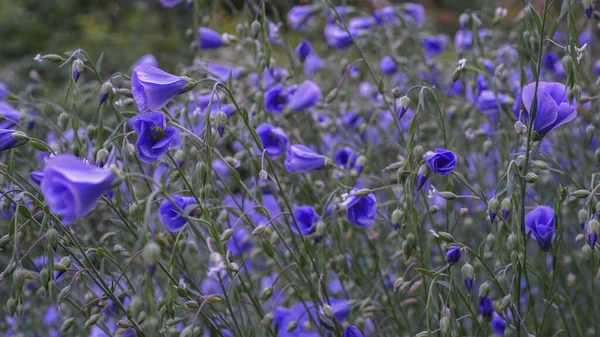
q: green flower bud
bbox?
[84,313,102,327]
[262,312,274,326]
[392,209,403,226]
[287,321,298,332]
[220,228,234,242]
[60,317,75,334]
[13,267,25,289]
[413,145,425,161]
[439,191,457,200]
[478,282,490,297]
[429,205,440,214]
[143,242,161,266]
[525,172,537,183]
[250,20,261,36]
[0,234,11,248]
[58,285,72,303]
[322,304,334,318]
[461,263,474,279]
[437,231,455,243]
[58,112,70,131]
[440,316,450,333]
[587,125,596,139]
[7,297,16,316]
[488,198,500,214]
[573,190,591,198]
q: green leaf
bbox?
[414,268,439,276]
[96,52,105,74]
[559,0,570,21]
[529,5,542,33]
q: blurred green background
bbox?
[0,0,480,85]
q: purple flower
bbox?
[344,326,364,337]
[594,60,600,76]
[0,102,22,129]
[0,129,23,152]
[30,170,44,186]
[590,231,598,248]
[129,112,178,163]
[268,22,282,44]
[153,163,169,188]
[479,296,494,318]
[335,147,358,170]
[287,5,313,31]
[295,40,313,62]
[198,27,223,50]
[304,54,325,78]
[158,194,197,232]
[228,228,252,255]
[422,35,446,57]
[380,56,397,75]
[131,64,188,111]
[262,67,288,89]
[273,299,350,337]
[476,90,511,121]
[445,246,462,265]
[424,149,457,175]
[256,123,289,157]
[284,144,327,173]
[454,29,473,50]
[292,205,320,235]
[491,314,506,336]
[287,80,322,112]
[402,3,425,26]
[348,17,375,34]
[0,83,8,100]
[525,206,556,250]
[207,63,242,82]
[160,0,184,7]
[324,24,353,49]
[521,81,577,137]
[327,6,352,22]
[374,6,399,25]
[41,154,115,224]
[343,191,377,229]
[264,84,292,114]
[134,54,159,68]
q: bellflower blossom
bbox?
[521,81,577,137]
[344,326,365,337]
[198,27,223,49]
[129,112,178,163]
[292,205,320,235]
[424,148,457,175]
[0,102,22,129]
[0,129,25,152]
[380,56,397,75]
[284,144,327,173]
[256,123,289,157]
[158,194,197,232]
[445,246,462,265]
[402,3,425,26]
[304,54,325,78]
[295,40,313,62]
[525,206,556,250]
[134,54,158,68]
[41,154,115,224]
[374,7,399,26]
[286,80,322,112]
[287,5,313,31]
[343,190,377,229]
[131,64,189,111]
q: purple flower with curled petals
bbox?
[424,149,456,175]
[525,206,556,250]
[131,64,188,111]
[343,190,377,229]
[158,194,197,232]
[256,123,289,157]
[491,314,506,336]
[198,27,223,50]
[41,154,115,224]
[129,112,178,163]
[295,40,313,62]
[134,54,158,68]
[445,246,462,265]
[344,326,364,337]
[521,81,577,138]
[287,80,322,112]
[292,205,320,235]
[287,5,313,31]
[284,144,327,173]
[0,102,22,129]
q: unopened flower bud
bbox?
[479,282,490,297]
[573,190,591,198]
[84,313,102,327]
[251,20,261,36]
[325,88,338,103]
[514,120,527,135]
[501,295,511,310]
[220,228,233,242]
[429,205,439,214]
[99,82,113,106]
[287,321,298,332]
[525,172,537,183]
[262,312,274,325]
[260,286,274,301]
[440,316,450,333]
[322,304,334,318]
[143,241,161,266]
[582,245,593,260]
[60,317,75,334]
[72,59,84,83]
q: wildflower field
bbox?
[1,0,600,336]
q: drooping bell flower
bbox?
[72,59,84,83]
[476,90,512,123]
[0,129,26,152]
[0,102,22,129]
[41,154,115,224]
[479,296,494,319]
[198,27,223,50]
[462,263,474,292]
[342,190,377,229]
[158,194,197,232]
[131,64,190,111]
[262,67,288,89]
[284,144,327,173]
[491,313,506,336]
[445,246,462,265]
[292,205,320,235]
[414,165,429,194]
[422,35,446,58]
[521,81,577,138]
[256,123,289,157]
[295,40,313,62]
[134,54,159,68]
[287,5,313,31]
[286,80,322,112]
[424,148,457,175]
[335,147,358,170]
[129,112,179,163]
[380,56,397,75]
[344,326,364,337]
[524,205,556,251]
